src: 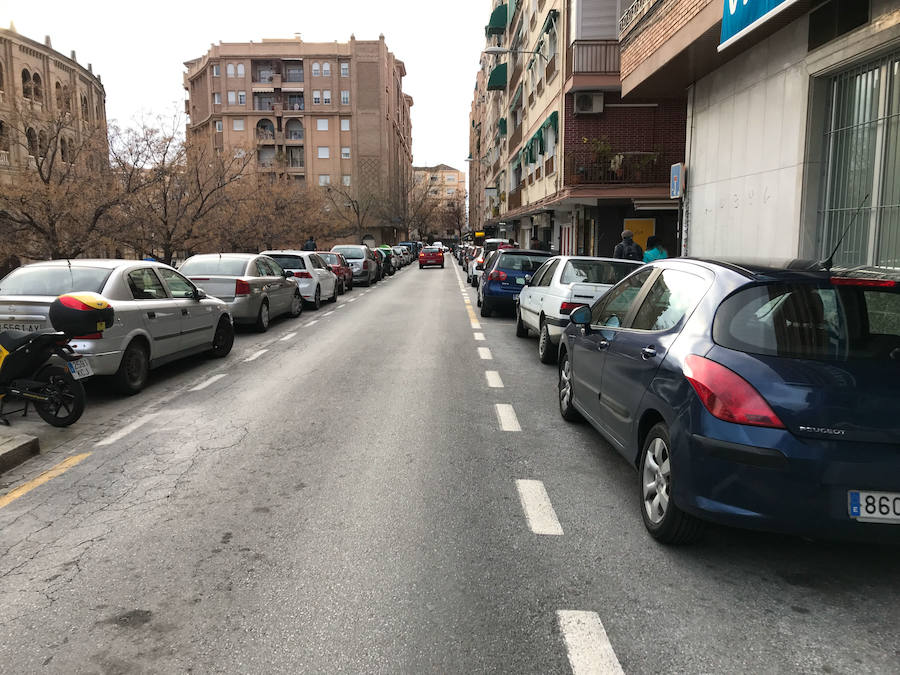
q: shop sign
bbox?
[719,0,800,51]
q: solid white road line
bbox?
[556,610,624,675]
[478,347,493,360]
[190,373,227,391]
[474,332,485,341]
[243,349,268,362]
[307,319,319,326]
[515,479,562,535]
[279,331,297,342]
[485,370,504,388]
[495,403,521,432]
[96,413,157,447]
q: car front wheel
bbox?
[515,306,528,337]
[209,317,235,356]
[557,350,582,422]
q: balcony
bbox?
[564,150,668,186]
[0,150,8,167]
[543,155,554,176]
[509,124,522,152]
[255,128,276,144]
[508,187,522,210]
[545,54,557,82]
[566,40,620,80]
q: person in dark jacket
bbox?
[613,229,643,261]
[302,236,316,251]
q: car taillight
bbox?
[487,270,507,281]
[294,271,313,278]
[476,257,483,264]
[559,302,586,315]
[830,277,897,288]
[683,355,784,429]
[74,333,103,340]
[235,279,251,296]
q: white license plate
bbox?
[0,322,42,332]
[848,491,900,523]
[515,277,525,285]
[67,359,93,380]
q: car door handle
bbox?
[597,339,609,351]
[147,311,156,319]
[641,346,657,359]
[181,309,189,316]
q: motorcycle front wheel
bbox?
[34,365,86,427]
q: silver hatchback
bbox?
[0,260,234,394]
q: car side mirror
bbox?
[570,306,591,326]
[284,270,294,279]
[194,288,207,300]
[524,274,532,286]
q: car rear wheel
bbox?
[113,340,150,395]
[480,298,492,317]
[538,322,557,364]
[255,300,270,332]
[515,306,529,337]
[639,423,704,545]
[338,279,345,295]
[557,351,582,422]
[288,291,303,318]
[329,282,338,303]
[209,317,235,357]
[309,286,321,310]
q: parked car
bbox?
[399,241,420,258]
[179,253,302,331]
[315,251,353,294]
[467,247,484,286]
[558,258,900,544]
[332,245,377,286]
[516,256,643,363]
[378,245,401,273]
[0,259,234,395]
[372,248,390,277]
[477,249,551,317]
[261,251,339,308]
[393,246,411,266]
[419,246,444,269]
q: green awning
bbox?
[511,155,521,171]
[527,39,545,70]
[499,117,507,135]
[486,62,507,91]
[509,83,523,111]
[542,111,559,135]
[485,4,508,37]
[541,9,559,35]
[531,128,544,155]
[508,0,518,26]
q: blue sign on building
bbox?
[719,0,800,50]
[670,163,684,200]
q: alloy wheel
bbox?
[642,437,671,525]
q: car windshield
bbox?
[713,281,900,362]
[179,257,249,276]
[0,266,113,296]
[332,246,364,260]
[267,255,306,270]
[318,253,338,265]
[560,260,638,285]
[496,253,550,272]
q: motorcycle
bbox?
[0,292,113,428]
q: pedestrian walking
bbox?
[530,235,541,250]
[613,229,643,261]
[302,236,317,251]
[643,235,668,263]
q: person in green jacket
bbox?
[643,235,668,263]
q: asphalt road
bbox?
[0,261,898,673]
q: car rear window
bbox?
[318,253,338,265]
[560,260,639,285]
[179,258,249,276]
[497,253,550,272]
[714,282,900,362]
[332,246,364,260]
[0,266,112,296]
[267,255,306,270]
[422,247,439,253]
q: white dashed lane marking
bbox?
[495,403,521,431]
[307,320,318,326]
[478,347,493,360]
[556,610,624,675]
[515,479,562,535]
[243,349,268,362]
[190,373,227,391]
[323,311,334,317]
[348,297,356,302]
[474,332,485,341]
[279,332,297,342]
[485,371,504,388]
[96,414,157,447]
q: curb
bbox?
[0,433,40,474]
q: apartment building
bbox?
[184,34,413,245]
[620,0,899,267]
[469,1,685,257]
[0,25,107,179]
[414,163,466,242]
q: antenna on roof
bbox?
[820,193,869,271]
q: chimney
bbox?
[44,35,52,47]
[70,49,77,61]
[88,63,93,73]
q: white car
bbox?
[262,250,338,310]
[393,246,411,266]
[467,246,484,286]
[516,256,643,363]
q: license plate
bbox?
[0,322,42,332]
[848,490,900,523]
[67,359,93,380]
[515,277,525,285]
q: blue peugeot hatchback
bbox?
[557,258,900,544]
[478,249,551,317]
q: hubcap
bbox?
[540,327,548,354]
[261,304,269,326]
[292,295,301,314]
[559,358,571,408]
[642,437,671,525]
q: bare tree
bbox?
[439,190,468,244]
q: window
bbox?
[285,63,304,82]
[287,93,304,110]
[127,269,167,300]
[215,120,223,132]
[319,174,331,186]
[560,260,636,285]
[341,147,351,159]
[237,63,245,77]
[238,91,246,105]
[446,174,457,183]
[537,259,560,286]
[317,118,328,131]
[285,119,304,140]
[590,268,652,328]
[226,63,235,77]
[323,90,331,104]
[341,90,350,105]
[256,259,277,277]
[158,268,196,299]
[447,189,455,195]
[233,118,245,131]
[342,174,351,186]
[312,62,320,77]
[340,62,350,77]
[213,92,221,104]
[227,91,236,104]
[212,64,221,77]
[313,90,321,104]
[340,118,350,131]
[631,270,708,332]
[323,62,331,76]
[318,146,330,159]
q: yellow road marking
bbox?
[0,453,91,510]
[466,305,481,329]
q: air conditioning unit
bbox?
[574,92,604,115]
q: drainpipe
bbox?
[682,84,695,257]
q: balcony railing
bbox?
[509,124,523,151]
[545,54,557,82]
[508,187,522,210]
[287,158,304,169]
[285,131,304,141]
[564,151,668,186]
[566,40,621,79]
[256,129,275,141]
[0,150,9,167]
[543,155,554,176]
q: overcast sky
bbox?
[6,0,486,181]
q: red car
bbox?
[418,246,444,269]
[318,251,353,293]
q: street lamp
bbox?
[482,46,549,61]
